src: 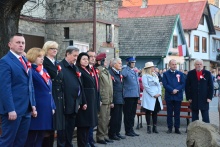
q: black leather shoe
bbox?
[105,138,114,143]
[109,135,120,140]
[166,129,172,134]
[97,140,107,144]
[117,134,126,139]
[89,142,96,147]
[125,132,135,137]
[132,131,140,136]
[175,128,181,134]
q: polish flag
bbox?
[178,45,186,56]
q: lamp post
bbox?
[93,0,96,52]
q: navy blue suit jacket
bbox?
[162,70,185,101]
[0,51,35,116]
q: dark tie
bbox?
[19,57,27,72]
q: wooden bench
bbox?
[136,99,192,130]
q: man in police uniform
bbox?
[122,57,140,137]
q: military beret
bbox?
[96,53,106,61]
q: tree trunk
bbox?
[0,0,28,58]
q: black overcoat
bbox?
[75,66,98,127]
[59,59,85,114]
[185,69,213,110]
[43,57,65,130]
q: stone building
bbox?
[19,0,121,60]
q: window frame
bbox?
[64,27,70,39]
[202,37,207,53]
[194,35,199,52]
[172,35,178,48]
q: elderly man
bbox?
[122,56,140,137]
[96,53,114,145]
[59,46,87,147]
[0,33,36,146]
[108,58,126,140]
[162,59,185,134]
[185,59,213,123]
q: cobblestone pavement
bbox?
[55,97,219,147]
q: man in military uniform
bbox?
[95,53,114,144]
[122,57,140,137]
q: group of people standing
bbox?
[0,33,141,147]
[141,59,213,135]
[0,33,214,147]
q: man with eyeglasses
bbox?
[122,57,140,137]
[86,50,100,147]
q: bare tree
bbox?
[0,0,29,57]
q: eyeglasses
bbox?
[49,48,58,50]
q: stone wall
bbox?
[46,0,120,22]
[19,19,46,37]
[45,22,119,60]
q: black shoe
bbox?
[132,131,140,136]
[97,140,107,144]
[166,129,172,134]
[147,126,151,134]
[89,142,96,147]
[117,134,126,139]
[125,132,135,137]
[109,135,120,140]
[105,138,114,143]
[175,128,181,134]
[152,126,158,133]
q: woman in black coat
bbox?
[42,41,65,147]
[75,52,98,147]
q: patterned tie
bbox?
[19,57,27,72]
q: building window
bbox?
[64,27,69,39]
[173,36,178,48]
[106,24,112,43]
[194,36,199,52]
[199,15,204,25]
[202,37,207,53]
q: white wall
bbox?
[164,22,185,69]
[210,30,220,61]
[21,0,46,18]
[189,17,209,60]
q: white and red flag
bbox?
[178,44,186,56]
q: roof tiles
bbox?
[118,1,207,30]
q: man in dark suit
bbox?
[162,59,185,134]
[0,33,36,146]
[87,50,100,147]
[109,58,126,140]
[185,59,213,123]
[59,46,86,147]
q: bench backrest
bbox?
[137,99,192,113]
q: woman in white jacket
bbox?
[141,62,163,134]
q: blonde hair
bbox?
[42,41,58,55]
[26,48,45,63]
[142,67,158,78]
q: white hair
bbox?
[194,59,203,65]
[112,58,121,66]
